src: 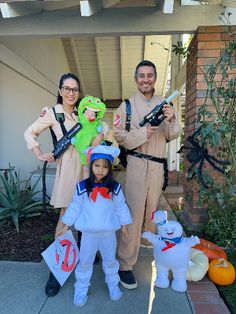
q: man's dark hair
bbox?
[134,60,157,78]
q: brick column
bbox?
[183,25,235,227]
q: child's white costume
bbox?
[142,210,199,292]
[61,145,132,306]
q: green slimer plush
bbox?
[71,95,106,165]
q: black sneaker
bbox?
[118,270,138,289]
[45,272,60,297]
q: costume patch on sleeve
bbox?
[40,110,47,117]
[113,181,121,195]
[76,180,87,195]
[114,114,120,127]
[39,107,48,117]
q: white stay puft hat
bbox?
[85,145,120,163]
[152,210,168,225]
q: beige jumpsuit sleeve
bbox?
[162,108,181,142]
[24,107,56,150]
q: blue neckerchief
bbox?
[161,236,183,244]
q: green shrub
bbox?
[0,166,43,233]
[184,17,236,248]
[204,204,236,248]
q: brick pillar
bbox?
[183,25,235,227]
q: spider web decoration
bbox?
[178,128,230,188]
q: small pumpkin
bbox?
[187,248,209,281]
[193,238,227,261]
[208,258,236,286]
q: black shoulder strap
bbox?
[52,107,67,135]
[124,99,131,132]
[50,107,67,148]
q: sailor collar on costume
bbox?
[76,180,121,196]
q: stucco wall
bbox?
[0,38,70,180]
[0,38,69,84]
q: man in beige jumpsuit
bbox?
[113,60,181,289]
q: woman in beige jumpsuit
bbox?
[113,60,181,289]
[24,73,105,297]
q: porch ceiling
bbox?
[2,0,233,102]
[62,35,171,101]
[1,0,236,19]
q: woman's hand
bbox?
[91,133,104,147]
[32,147,54,163]
[37,153,55,163]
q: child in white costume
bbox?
[58,145,132,306]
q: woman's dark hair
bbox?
[57,73,81,106]
[85,158,115,195]
[134,60,157,78]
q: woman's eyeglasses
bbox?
[61,86,80,95]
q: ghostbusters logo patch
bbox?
[40,109,47,117]
[114,114,120,127]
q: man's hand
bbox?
[146,126,158,139]
[163,104,175,123]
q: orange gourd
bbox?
[193,238,227,261]
[208,258,236,286]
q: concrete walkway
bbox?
[0,249,194,314]
[0,189,195,314]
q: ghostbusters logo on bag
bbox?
[54,239,77,272]
[114,114,120,127]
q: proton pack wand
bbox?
[139,90,180,127]
[52,122,82,159]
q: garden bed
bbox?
[0,212,59,262]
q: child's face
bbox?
[92,158,109,182]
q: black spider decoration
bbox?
[178,128,230,188]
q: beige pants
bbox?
[117,158,163,270]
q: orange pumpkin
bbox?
[208,258,236,286]
[193,238,227,261]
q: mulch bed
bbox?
[0,212,59,262]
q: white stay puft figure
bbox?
[142,210,200,292]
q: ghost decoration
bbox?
[142,210,200,292]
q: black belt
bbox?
[126,150,168,191]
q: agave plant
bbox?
[0,166,43,233]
